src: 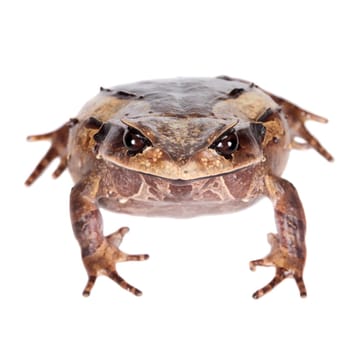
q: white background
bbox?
[1,1,349,349]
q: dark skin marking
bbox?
[100,87,112,92]
[250,123,266,144]
[115,90,139,98]
[93,123,112,143]
[85,117,103,130]
[258,108,273,122]
[216,75,234,81]
[228,88,245,99]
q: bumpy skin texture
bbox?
[26,77,332,298]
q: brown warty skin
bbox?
[25,76,333,299]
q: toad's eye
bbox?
[123,128,151,155]
[210,128,239,159]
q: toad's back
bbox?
[101,77,251,116]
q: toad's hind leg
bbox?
[270,94,333,161]
[25,118,78,186]
[250,175,307,299]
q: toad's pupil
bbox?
[215,133,239,156]
[123,129,150,155]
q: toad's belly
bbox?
[98,196,260,218]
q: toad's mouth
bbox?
[102,147,265,181]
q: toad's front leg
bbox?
[70,179,149,297]
[250,175,307,299]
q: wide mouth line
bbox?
[106,157,262,183]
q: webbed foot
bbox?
[25,119,78,185]
[271,94,333,161]
[82,227,149,297]
[249,233,306,299]
[289,111,333,162]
